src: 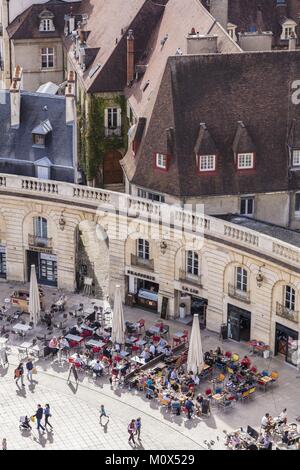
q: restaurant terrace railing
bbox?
[0,173,300,271]
[276,302,299,324]
[179,269,203,287]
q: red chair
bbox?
[172,336,181,347]
[205,388,212,397]
[182,330,189,343]
[152,335,161,344]
[138,319,145,333]
[114,355,122,363]
[225,351,232,358]
[251,366,257,374]
[69,340,78,348]
[131,345,140,354]
[92,346,101,353]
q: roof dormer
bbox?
[280,18,297,40]
[233,121,256,171]
[39,10,55,32]
[32,119,52,148]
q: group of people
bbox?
[19,404,53,434]
[14,359,35,387]
[127,418,142,446]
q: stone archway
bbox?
[103,149,123,185]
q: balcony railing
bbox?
[228,283,250,303]
[179,269,202,287]
[104,126,122,137]
[276,302,299,324]
[28,234,53,251]
[131,254,154,271]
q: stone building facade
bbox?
[0,173,299,366]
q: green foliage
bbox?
[78,94,128,183]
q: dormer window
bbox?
[32,119,52,148]
[292,149,300,167]
[155,153,168,170]
[39,10,55,32]
[281,20,297,40]
[237,153,254,170]
[227,23,237,42]
[198,154,216,172]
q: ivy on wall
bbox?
[77,94,128,184]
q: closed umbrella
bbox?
[29,264,41,327]
[187,314,204,374]
[111,285,125,345]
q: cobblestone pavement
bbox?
[0,283,300,450]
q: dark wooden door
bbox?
[103,150,123,185]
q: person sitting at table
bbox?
[241,355,251,370]
[91,360,104,377]
[215,346,223,356]
[171,398,181,416]
[156,338,167,353]
[68,325,81,336]
[140,347,151,362]
[149,342,156,357]
[59,336,70,351]
[102,346,112,359]
[170,368,179,382]
[162,345,172,357]
[261,413,275,432]
[278,408,288,426]
[49,336,59,356]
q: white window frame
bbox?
[156,153,167,169]
[240,196,254,216]
[282,24,297,40]
[235,267,248,292]
[199,154,216,172]
[40,19,54,32]
[137,239,149,260]
[36,166,50,180]
[33,134,45,147]
[41,47,54,69]
[227,25,237,42]
[186,251,199,276]
[284,285,295,311]
[33,216,48,239]
[237,153,254,169]
[137,188,165,203]
[292,149,300,167]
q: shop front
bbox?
[0,245,6,279]
[227,304,251,342]
[275,323,299,366]
[126,268,159,312]
[175,283,207,328]
[27,250,57,287]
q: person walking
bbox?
[34,405,45,433]
[185,398,194,420]
[128,419,136,445]
[44,404,53,430]
[2,438,7,450]
[99,405,109,425]
[135,417,142,440]
[26,358,34,382]
[14,363,25,387]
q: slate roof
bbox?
[7,0,80,40]
[123,50,300,198]
[0,90,75,183]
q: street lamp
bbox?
[160,240,167,254]
[59,212,66,231]
[256,266,264,288]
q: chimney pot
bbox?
[127,29,135,85]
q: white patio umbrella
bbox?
[111,285,125,345]
[187,314,204,374]
[28,264,41,327]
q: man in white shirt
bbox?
[261,413,270,429]
[140,348,150,361]
[278,408,287,425]
[149,343,156,357]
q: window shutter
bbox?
[104,108,108,128]
[117,108,122,128]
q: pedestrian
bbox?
[26,358,34,382]
[99,404,109,424]
[2,438,7,450]
[135,417,142,440]
[44,404,53,430]
[185,398,194,419]
[34,404,45,433]
[128,419,136,445]
[14,362,25,387]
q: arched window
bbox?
[137,239,149,260]
[235,267,248,292]
[187,251,199,276]
[284,285,295,311]
[33,217,48,239]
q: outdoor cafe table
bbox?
[19,341,33,354]
[119,350,130,358]
[136,339,147,347]
[130,356,146,366]
[148,326,169,336]
[125,336,138,344]
[65,334,83,343]
[259,375,273,391]
[13,323,32,335]
[85,339,105,349]
[84,307,95,315]
[80,324,95,332]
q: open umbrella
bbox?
[187,314,204,374]
[111,285,125,345]
[29,264,41,327]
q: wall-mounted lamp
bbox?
[160,240,167,254]
[256,266,264,288]
[59,212,66,231]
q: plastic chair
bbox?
[152,335,160,343]
[182,330,189,343]
[232,353,239,362]
[131,345,140,354]
[271,371,278,380]
[205,388,212,397]
[172,336,181,347]
[225,351,232,358]
[262,370,269,377]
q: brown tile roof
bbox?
[67,0,165,93]
[7,0,80,40]
[124,50,300,198]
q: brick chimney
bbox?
[127,29,135,86]
[65,71,76,124]
[9,65,23,128]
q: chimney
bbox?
[10,65,23,128]
[187,32,218,54]
[289,32,297,50]
[65,72,76,124]
[209,0,228,30]
[127,29,135,86]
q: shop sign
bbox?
[40,253,57,262]
[181,286,199,295]
[126,268,157,283]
